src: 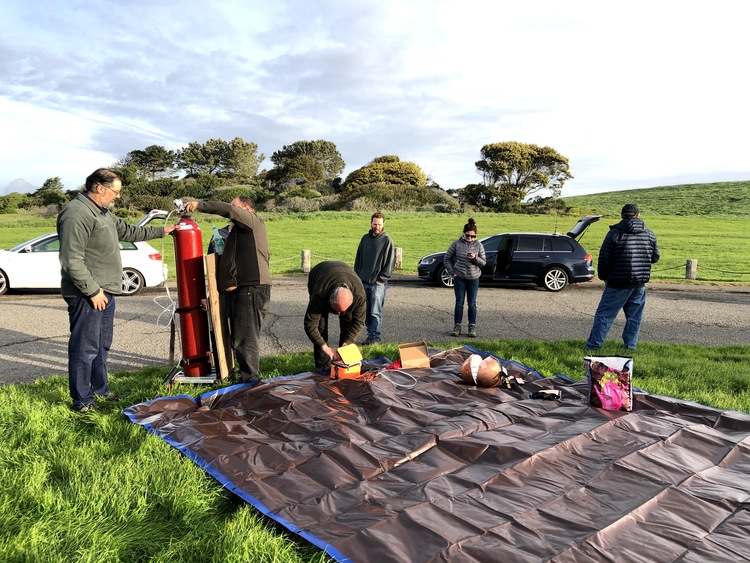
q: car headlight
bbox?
[419,257,436,266]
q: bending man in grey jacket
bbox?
[585,203,660,351]
[354,212,395,345]
[305,261,366,370]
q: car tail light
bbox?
[148,253,163,261]
[584,253,592,264]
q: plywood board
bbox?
[204,253,233,380]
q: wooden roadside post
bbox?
[302,250,311,273]
[686,259,698,280]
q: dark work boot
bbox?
[450,324,461,337]
[468,325,477,338]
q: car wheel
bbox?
[542,267,568,292]
[438,266,454,288]
[0,269,8,295]
[121,268,145,295]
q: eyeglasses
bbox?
[465,234,477,239]
[100,184,121,195]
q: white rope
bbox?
[376,368,418,389]
[153,210,179,330]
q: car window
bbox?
[549,237,574,252]
[32,238,60,252]
[119,241,137,250]
[480,235,503,253]
[516,236,545,252]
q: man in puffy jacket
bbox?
[585,204,660,351]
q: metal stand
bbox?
[162,364,218,393]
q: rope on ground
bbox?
[310,252,345,261]
[651,264,685,272]
[698,266,750,275]
[269,254,299,263]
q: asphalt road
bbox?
[1,276,748,385]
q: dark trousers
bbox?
[227,285,270,381]
[313,314,355,371]
[64,294,115,410]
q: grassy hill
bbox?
[562,180,750,217]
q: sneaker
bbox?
[450,325,461,337]
[103,393,123,402]
[468,325,477,338]
[362,339,375,346]
[75,402,100,413]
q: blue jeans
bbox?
[363,282,387,342]
[453,277,479,326]
[586,285,647,349]
[64,294,116,410]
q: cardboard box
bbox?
[330,343,363,379]
[398,341,430,369]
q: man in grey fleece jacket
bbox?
[57,168,176,412]
[354,212,395,345]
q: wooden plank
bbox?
[204,253,233,380]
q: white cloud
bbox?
[1,0,749,196]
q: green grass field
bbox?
[2,209,749,284]
[1,181,749,561]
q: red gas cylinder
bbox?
[172,215,211,376]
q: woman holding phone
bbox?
[444,218,486,338]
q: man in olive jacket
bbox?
[585,203,660,351]
[57,168,176,412]
[184,197,271,383]
[304,261,366,370]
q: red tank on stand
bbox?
[172,215,211,377]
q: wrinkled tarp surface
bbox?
[125,347,750,562]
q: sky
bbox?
[2,0,749,197]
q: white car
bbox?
[0,209,170,296]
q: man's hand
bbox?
[90,289,109,311]
[164,224,180,236]
[184,201,199,214]
[322,345,339,363]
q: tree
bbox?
[123,145,176,180]
[175,137,263,179]
[31,177,68,207]
[225,137,264,180]
[269,140,345,181]
[342,156,427,191]
[474,142,573,205]
[266,154,325,187]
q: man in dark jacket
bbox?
[184,197,270,383]
[304,261,366,370]
[354,212,395,345]
[585,204,660,351]
[57,168,177,412]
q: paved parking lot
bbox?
[1,276,748,385]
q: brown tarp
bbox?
[125,347,750,562]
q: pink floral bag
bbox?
[585,356,633,412]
